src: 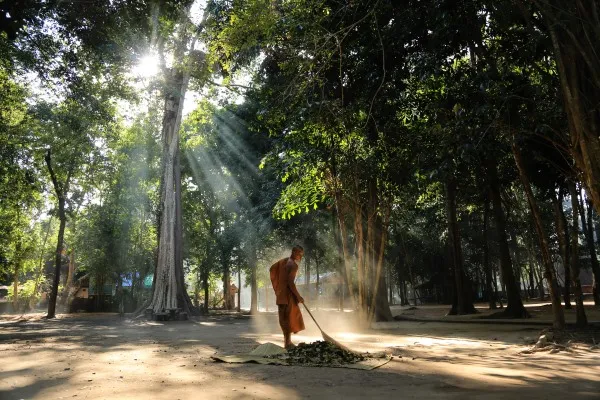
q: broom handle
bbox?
[302,303,324,332]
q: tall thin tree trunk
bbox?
[445,177,476,315]
[578,191,600,305]
[388,264,393,306]
[568,181,588,326]
[513,143,564,329]
[330,134,354,309]
[353,190,366,318]
[528,265,535,299]
[12,246,20,312]
[365,180,393,322]
[369,208,393,321]
[315,255,320,310]
[249,239,258,314]
[31,217,53,310]
[223,255,231,310]
[542,2,600,214]
[265,285,268,312]
[332,208,347,311]
[45,149,69,319]
[486,157,528,317]
[60,249,75,308]
[552,191,572,308]
[584,199,600,305]
[117,272,124,316]
[355,227,367,315]
[492,267,503,308]
[520,269,529,300]
[483,196,496,309]
[305,254,311,302]
[237,264,241,312]
[526,233,546,300]
[203,270,209,314]
[193,269,200,307]
[509,230,523,300]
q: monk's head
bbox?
[291,245,304,262]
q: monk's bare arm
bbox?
[286,260,304,303]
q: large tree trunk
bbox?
[148,78,190,313]
[485,158,528,317]
[147,36,197,315]
[567,181,588,326]
[145,4,201,317]
[540,1,600,214]
[365,180,393,322]
[513,143,565,329]
[445,177,476,315]
[552,191,572,308]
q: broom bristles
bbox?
[322,331,354,353]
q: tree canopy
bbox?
[0,0,599,330]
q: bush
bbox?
[6,279,48,311]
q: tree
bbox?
[567,181,587,326]
[144,1,218,316]
[513,142,565,329]
[34,97,115,318]
[0,66,41,307]
[531,0,600,213]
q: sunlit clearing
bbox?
[132,54,160,78]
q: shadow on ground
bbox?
[1,312,599,399]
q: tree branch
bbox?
[45,149,62,199]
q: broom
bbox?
[302,303,354,353]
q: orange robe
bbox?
[270,257,305,334]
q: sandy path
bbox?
[1,311,599,399]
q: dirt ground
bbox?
[1,303,599,399]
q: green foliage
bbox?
[73,115,160,295]
[274,168,326,219]
[7,279,41,308]
[0,68,40,271]
[0,0,591,315]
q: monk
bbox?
[269,245,305,349]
